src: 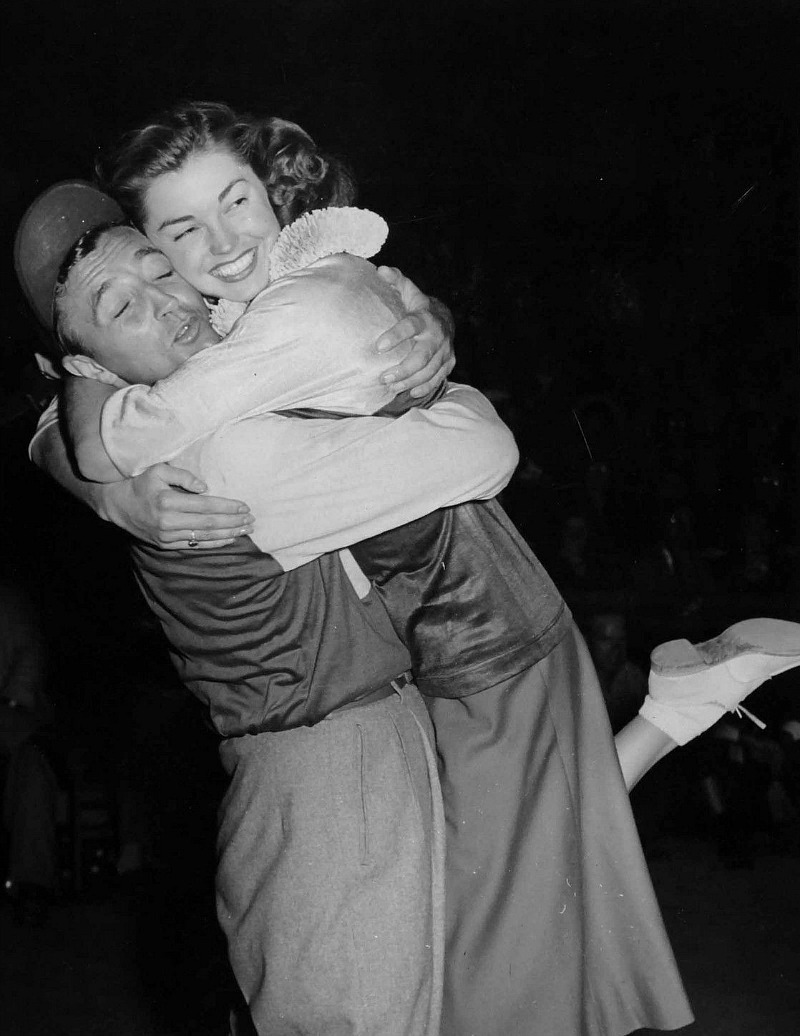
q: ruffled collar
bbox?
[206,206,388,337]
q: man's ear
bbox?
[34,352,62,381]
[62,353,107,379]
[61,354,128,388]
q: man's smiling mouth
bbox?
[211,248,258,282]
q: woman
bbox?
[45,101,704,1036]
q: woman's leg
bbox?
[615,715,677,791]
[615,618,800,791]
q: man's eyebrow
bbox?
[134,245,165,261]
[90,281,111,323]
[155,180,246,232]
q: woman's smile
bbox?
[210,247,259,283]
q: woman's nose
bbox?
[208,220,235,255]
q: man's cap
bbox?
[14,180,125,330]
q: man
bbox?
[14,182,504,1036]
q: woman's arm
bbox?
[374,267,455,398]
[196,383,518,569]
[99,261,455,477]
[31,405,254,549]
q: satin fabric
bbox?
[428,625,693,1036]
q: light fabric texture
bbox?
[100,255,414,474]
[33,383,518,573]
[178,383,516,569]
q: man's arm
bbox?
[64,375,122,482]
[98,261,454,478]
[195,383,519,570]
[31,404,254,549]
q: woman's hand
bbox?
[97,463,255,550]
[374,266,456,398]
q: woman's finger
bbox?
[375,313,426,355]
[161,491,252,515]
[177,536,240,550]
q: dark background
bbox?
[2,3,800,1031]
[3,0,800,653]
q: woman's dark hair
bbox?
[97,101,357,230]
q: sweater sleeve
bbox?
[189,383,519,571]
[100,257,407,476]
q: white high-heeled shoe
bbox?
[639,618,800,745]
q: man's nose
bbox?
[150,286,182,320]
[208,219,235,256]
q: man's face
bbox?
[60,226,219,384]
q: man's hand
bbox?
[374,266,455,398]
[97,463,254,550]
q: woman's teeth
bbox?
[213,249,256,281]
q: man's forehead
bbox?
[68,226,166,296]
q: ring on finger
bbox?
[188,531,199,549]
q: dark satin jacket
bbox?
[130,537,412,738]
[350,496,571,699]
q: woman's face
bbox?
[143,147,280,303]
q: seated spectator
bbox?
[587,613,647,734]
[0,581,58,926]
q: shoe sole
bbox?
[651,618,800,676]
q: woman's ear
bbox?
[61,353,127,388]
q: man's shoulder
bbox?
[28,394,60,460]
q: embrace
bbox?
[16,100,799,1036]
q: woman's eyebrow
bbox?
[156,213,194,232]
[154,181,247,232]
[219,178,247,203]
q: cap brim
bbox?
[14,180,125,330]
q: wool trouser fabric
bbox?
[428,623,693,1036]
[217,682,445,1036]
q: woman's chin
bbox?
[209,271,268,304]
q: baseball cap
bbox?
[14,180,125,331]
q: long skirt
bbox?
[217,682,446,1036]
[427,622,693,1036]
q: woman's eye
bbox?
[155,269,174,280]
[114,301,130,319]
[231,196,248,209]
[174,227,197,242]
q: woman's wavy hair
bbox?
[97,101,357,230]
